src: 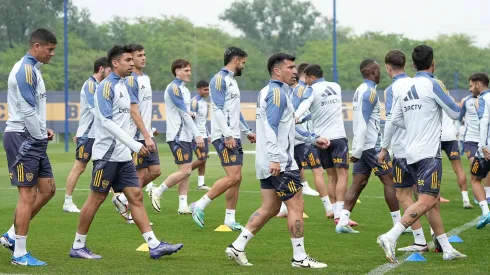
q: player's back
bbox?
[309,79,345,140]
[76,76,98,138]
[352,80,381,151]
[164,78,193,142]
[460,95,479,143]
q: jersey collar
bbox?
[392,73,408,82]
[173,77,185,86]
[312,78,325,85]
[89,75,99,84]
[25,53,42,69]
[298,80,306,86]
[221,68,235,78]
[108,72,123,82]
[363,78,377,87]
[415,71,434,78]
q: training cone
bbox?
[356,199,361,204]
[303,213,309,218]
[406,253,426,262]
[448,235,464,243]
[214,225,233,232]
[136,243,149,252]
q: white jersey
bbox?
[381,73,413,159]
[92,72,143,162]
[441,110,458,141]
[351,79,382,158]
[291,81,310,145]
[458,95,479,143]
[210,68,251,142]
[164,78,201,142]
[476,90,490,156]
[191,95,209,137]
[127,72,153,140]
[295,78,345,141]
[391,72,460,164]
[5,53,47,140]
[75,76,98,138]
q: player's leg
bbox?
[469,158,490,228]
[328,139,350,223]
[372,150,400,226]
[223,165,242,229]
[177,175,191,214]
[296,144,318,196]
[307,146,333,216]
[64,160,88,212]
[448,139,471,207]
[325,168,337,219]
[193,138,210,190]
[484,176,490,201]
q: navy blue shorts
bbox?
[212,138,244,166]
[260,170,302,201]
[91,160,139,193]
[463,141,478,159]
[168,141,193,164]
[470,157,490,179]
[409,158,442,197]
[294,144,321,170]
[133,139,160,169]
[193,138,210,161]
[4,132,53,187]
[317,138,349,169]
[353,148,391,176]
[393,158,416,188]
[75,137,95,163]
[441,140,460,160]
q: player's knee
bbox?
[149,168,161,180]
[359,178,369,188]
[420,195,438,208]
[229,173,242,185]
[129,190,144,206]
[312,168,324,176]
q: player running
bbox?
[377,45,466,262]
[69,45,183,260]
[225,53,328,268]
[336,59,400,234]
[189,47,256,230]
[63,57,111,213]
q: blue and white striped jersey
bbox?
[127,72,154,140]
[75,76,98,138]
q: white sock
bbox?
[335,201,344,219]
[224,209,236,225]
[279,202,288,214]
[179,195,188,209]
[338,209,350,226]
[301,181,309,187]
[412,228,427,245]
[154,182,169,197]
[118,193,128,205]
[430,227,434,236]
[461,191,469,202]
[195,194,212,209]
[65,194,73,204]
[436,234,454,253]
[331,203,337,217]
[291,237,307,261]
[479,200,490,215]
[13,235,27,258]
[321,196,333,213]
[72,232,86,249]
[390,210,401,226]
[145,181,154,192]
[7,224,15,239]
[232,228,254,251]
[143,231,160,249]
[485,187,490,198]
[198,176,205,187]
[385,222,406,242]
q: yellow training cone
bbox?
[303,213,309,218]
[136,243,149,252]
[214,225,233,232]
[356,199,361,204]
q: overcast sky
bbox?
[73,0,490,47]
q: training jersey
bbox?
[126,72,153,140]
[76,76,98,138]
[476,90,490,156]
[458,95,479,143]
[190,95,209,137]
[441,98,458,141]
[291,80,311,145]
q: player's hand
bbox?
[195,136,205,148]
[152,127,159,136]
[208,138,211,144]
[269,162,281,176]
[483,148,490,161]
[247,133,256,143]
[377,148,388,164]
[224,136,236,149]
[47,129,54,141]
[315,137,330,149]
[73,136,78,143]
[145,137,156,152]
[188,111,196,118]
[350,156,359,163]
[139,145,149,157]
[295,116,299,124]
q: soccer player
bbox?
[377,45,466,262]
[189,47,256,230]
[336,59,400,234]
[190,80,212,191]
[225,53,328,268]
[149,59,205,214]
[0,28,57,266]
[63,57,111,213]
[468,72,490,229]
[69,45,183,260]
[378,50,428,252]
[112,44,161,223]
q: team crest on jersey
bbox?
[84,153,89,159]
[139,158,143,164]
[26,173,33,182]
[316,158,321,164]
[184,154,189,161]
[102,180,110,189]
[230,155,237,162]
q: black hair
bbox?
[297,63,310,76]
[93,57,109,73]
[29,28,57,46]
[129,44,144,52]
[469,72,490,87]
[197,80,209,89]
[360,59,377,77]
[171,59,191,76]
[107,45,133,69]
[267,53,296,76]
[303,64,323,78]
[384,50,406,70]
[224,47,248,66]
[412,45,434,71]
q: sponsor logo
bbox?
[142,96,152,101]
[119,107,130,113]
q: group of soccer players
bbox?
[1,28,490,269]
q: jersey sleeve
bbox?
[381,86,394,149]
[190,97,199,113]
[168,84,201,138]
[125,76,139,104]
[431,79,460,119]
[477,96,489,149]
[295,87,314,118]
[263,87,287,162]
[15,64,43,139]
[352,89,378,158]
[84,80,96,110]
[239,112,252,135]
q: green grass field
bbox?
[0,142,489,274]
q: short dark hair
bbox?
[29,28,57,46]
[224,47,248,66]
[360,59,377,77]
[385,50,406,70]
[412,45,434,71]
[297,63,310,76]
[197,80,209,89]
[129,44,144,52]
[171,59,191,76]
[267,53,296,76]
[469,72,490,87]
[93,57,109,73]
[303,64,323,78]
[107,45,133,69]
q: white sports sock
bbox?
[195,194,212,209]
[143,231,160,249]
[232,228,254,251]
[291,237,307,261]
[338,209,350,226]
[479,200,489,216]
[301,181,309,187]
[335,201,344,219]
[485,187,490,198]
[118,193,128,205]
[390,210,401,226]
[331,203,337,217]
[412,228,427,245]
[65,194,73,204]
[7,224,15,239]
[385,222,405,242]
[224,209,236,225]
[154,182,169,197]
[13,235,27,258]
[436,234,454,253]
[145,182,154,192]
[179,195,188,209]
[321,196,333,213]
[198,176,205,187]
[461,191,469,202]
[72,232,86,249]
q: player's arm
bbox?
[455,97,468,131]
[239,112,253,135]
[168,85,203,142]
[391,95,405,129]
[352,89,377,158]
[210,76,233,138]
[15,65,44,140]
[380,87,394,150]
[84,80,96,115]
[126,77,154,143]
[298,113,312,124]
[190,97,199,120]
[294,87,314,119]
[431,80,460,119]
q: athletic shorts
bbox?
[4,132,53,187]
[294,144,321,170]
[168,141,193,165]
[353,148,391,176]
[75,137,95,163]
[463,141,478,159]
[132,139,160,169]
[393,158,416,188]
[90,160,139,193]
[409,158,442,197]
[470,157,490,179]
[212,138,243,166]
[260,170,302,201]
[317,138,349,169]
[193,138,210,161]
[441,140,460,160]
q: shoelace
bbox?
[306,256,319,263]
